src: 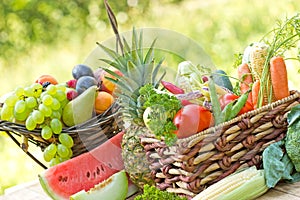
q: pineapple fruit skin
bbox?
[121,125,155,188]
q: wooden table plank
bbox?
[1,179,300,199]
[257,182,300,200]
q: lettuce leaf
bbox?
[262,140,300,188]
[286,104,300,172]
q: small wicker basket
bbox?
[140,90,300,198]
[0,103,121,169]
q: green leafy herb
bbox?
[286,104,300,172]
[139,84,182,145]
[134,184,187,200]
[232,52,243,68]
[258,14,300,105]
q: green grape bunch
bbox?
[1,82,74,166]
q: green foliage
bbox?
[134,184,187,200]
[0,0,150,61]
[140,84,182,145]
[1,0,300,196]
[286,104,300,172]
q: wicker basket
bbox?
[140,90,300,198]
[0,102,122,169]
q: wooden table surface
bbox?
[1,179,300,200]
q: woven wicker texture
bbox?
[140,91,300,198]
[0,103,122,168]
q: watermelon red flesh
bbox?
[39,131,125,200]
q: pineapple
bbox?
[98,28,165,188]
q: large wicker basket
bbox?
[139,90,300,198]
[0,102,121,169]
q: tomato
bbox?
[219,93,253,115]
[173,104,213,139]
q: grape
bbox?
[4,94,18,107]
[43,150,55,162]
[1,104,14,121]
[51,98,61,111]
[40,91,47,99]
[41,125,53,140]
[38,104,52,117]
[42,94,53,106]
[25,115,36,130]
[47,143,57,155]
[31,83,43,98]
[31,83,43,90]
[14,108,30,121]
[51,110,61,119]
[57,144,70,158]
[49,157,61,167]
[46,84,57,95]
[60,99,69,108]
[54,90,67,102]
[14,86,24,97]
[24,87,34,97]
[68,148,73,158]
[50,118,62,134]
[32,110,44,124]
[25,96,37,108]
[58,133,74,148]
[43,143,57,162]
[14,100,26,113]
[55,84,67,92]
[59,157,69,163]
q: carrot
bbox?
[237,63,253,104]
[270,56,289,101]
[252,80,260,109]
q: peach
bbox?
[35,74,58,85]
[94,91,114,114]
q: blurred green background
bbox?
[1,0,300,195]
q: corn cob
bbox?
[218,169,268,200]
[192,166,269,200]
[248,42,268,81]
[248,42,275,105]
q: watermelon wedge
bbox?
[39,131,126,200]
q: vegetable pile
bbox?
[132,13,300,199]
[5,8,300,200]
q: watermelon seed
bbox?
[108,163,112,169]
[58,176,63,181]
[100,165,105,172]
[63,177,68,182]
[86,171,90,178]
[93,172,96,179]
[96,167,100,175]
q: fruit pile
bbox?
[2,9,300,200]
[35,14,300,200]
[0,64,117,166]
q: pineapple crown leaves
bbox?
[96,28,166,95]
[97,28,166,125]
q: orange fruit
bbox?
[94,91,114,114]
[35,75,58,85]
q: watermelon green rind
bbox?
[39,132,125,200]
[39,173,63,200]
[70,170,128,200]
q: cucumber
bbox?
[211,69,233,91]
